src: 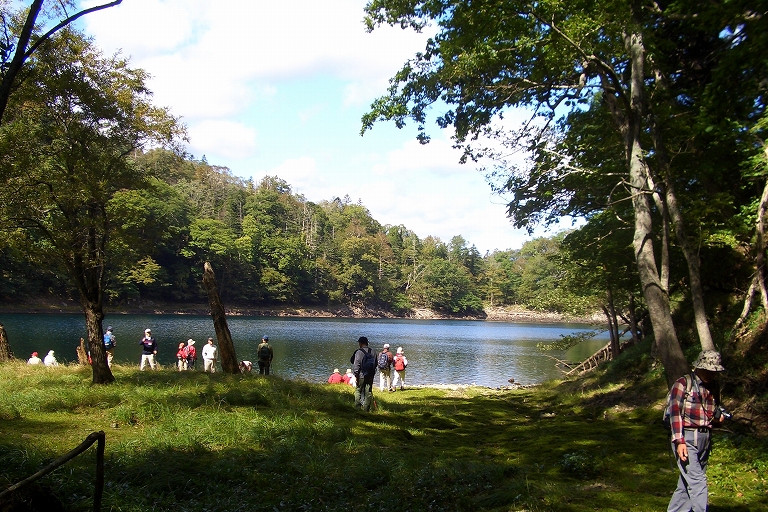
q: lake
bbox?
[0,314,610,388]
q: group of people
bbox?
[326,337,410,411]
[26,350,59,366]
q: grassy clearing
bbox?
[0,359,766,511]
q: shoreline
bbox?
[0,299,605,325]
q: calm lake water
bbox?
[0,314,609,387]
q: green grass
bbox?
[0,361,766,511]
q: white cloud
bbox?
[187,120,257,161]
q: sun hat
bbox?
[145,328,151,333]
[692,350,726,372]
[333,368,340,373]
[346,368,353,374]
[383,343,390,349]
[106,326,113,332]
[187,339,195,345]
[31,352,38,357]
[396,347,403,354]
[262,335,269,341]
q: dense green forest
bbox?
[0,146,603,317]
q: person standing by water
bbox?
[202,337,217,373]
[103,326,116,368]
[392,346,408,391]
[377,343,394,392]
[139,328,157,370]
[350,336,376,411]
[667,350,727,512]
[176,342,188,371]
[257,336,273,375]
[186,339,197,370]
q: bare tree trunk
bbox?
[202,262,239,373]
[735,176,768,330]
[82,302,114,384]
[605,285,621,357]
[625,28,689,386]
[0,323,13,361]
[76,338,89,365]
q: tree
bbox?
[0,0,124,124]
[361,0,768,383]
[0,29,183,383]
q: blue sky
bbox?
[79,0,566,253]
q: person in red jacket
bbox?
[327,368,344,384]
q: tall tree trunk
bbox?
[625,28,689,386]
[81,299,114,384]
[735,175,768,330]
[202,262,239,374]
[0,323,13,361]
[605,284,621,357]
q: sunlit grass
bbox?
[0,360,766,511]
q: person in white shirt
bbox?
[43,350,59,366]
[27,352,42,365]
[202,337,217,373]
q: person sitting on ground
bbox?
[176,342,188,371]
[43,350,59,367]
[239,360,253,373]
[27,352,42,365]
[343,368,356,387]
[328,368,344,384]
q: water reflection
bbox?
[0,314,609,388]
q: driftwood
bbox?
[0,323,13,361]
[202,262,239,373]
[0,431,105,512]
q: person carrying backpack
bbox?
[257,335,274,375]
[350,336,376,411]
[667,350,728,512]
[377,343,394,392]
[392,346,408,391]
[103,326,115,368]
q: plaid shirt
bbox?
[669,373,716,445]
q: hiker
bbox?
[343,368,356,387]
[257,335,273,375]
[202,337,217,373]
[139,328,157,370]
[350,336,376,411]
[103,326,116,368]
[327,368,344,384]
[667,350,727,512]
[43,350,59,366]
[176,342,188,371]
[239,360,253,373]
[27,351,42,365]
[392,346,408,391]
[378,343,394,392]
[186,339,197,370]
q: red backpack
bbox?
[394,354,406,371]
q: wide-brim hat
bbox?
[383,343,390,349]
[187,339,195,345]
[692,350,725,372]
[333,368,340,373]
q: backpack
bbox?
[258,343,271,361]
[103,332,114,349]
[662,374,694,430]
[394,354,406,371]
[359,348,376,378]
[377,351,390,370]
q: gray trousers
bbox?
[668,428,711,512]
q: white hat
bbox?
[187,339,195,345]
[383,343,390,349]
[396,347,403,354]
[145,328,151,333]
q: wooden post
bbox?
[202,262,239,374]
[0,323,13,361]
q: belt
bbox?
[684,427,710,433]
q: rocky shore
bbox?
[0,297,604,325]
